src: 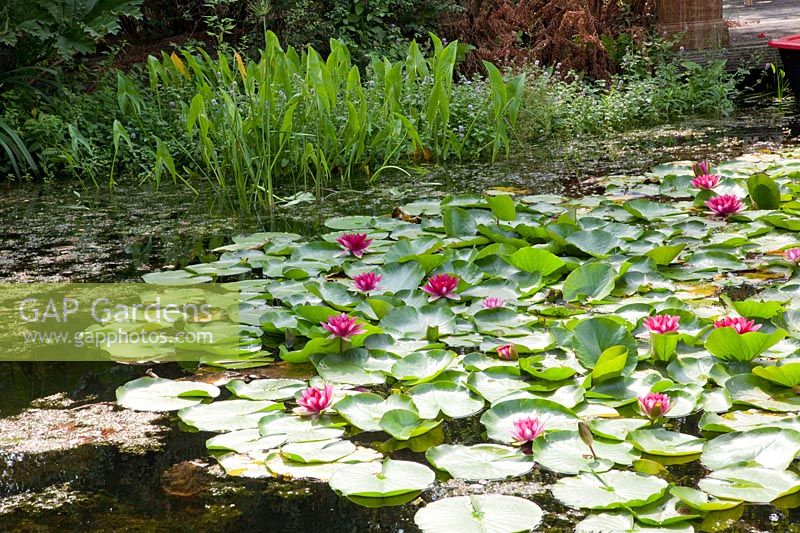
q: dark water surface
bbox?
[2,105,800,532]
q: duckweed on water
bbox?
[115,149,800,531]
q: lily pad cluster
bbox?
[116,150,800,532]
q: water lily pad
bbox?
[227,378,307,400]
[178,399,283,432]
[328,458,434,498]
[562,263,617,302]
[698,467,800,503]
[414,495,543,533]
[409,382,484,419]
[532,430,639,474]
[281,438,357,463]
[726,374,800,412]
[480,398,579,443]
[425,444,533,480]
[390,349,456,384]
[626,429,704,457]
[701,427,800,470]
[552,470,668,509]
[116,377,220,411]
[752,362,800,388]
[334,393,417,431]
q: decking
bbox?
[680,0,800,71]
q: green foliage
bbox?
[0,0,143,67]
[517,46,741,140]
[130,33,524,210]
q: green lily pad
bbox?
[425,444,533,480]
[698,466,800,503]
[626,429,704,457]
[116,377,220,411]
[701,427,800,470]
[415,495,543,533]
[328,458,434,498]
[178,399,283,432]
[552,470,669,509]
[480,398,579,443]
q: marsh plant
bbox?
[116,33,524,210]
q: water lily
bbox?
[421,273,459,301]
[353,272,381,293]
[785,248,800,264]
[638,392,672,421]
[481,296,505,309]
[714,316,762,334]
[692,160,710,177]
[321,313,365,340]
[297,384,333,415]
[705,194,743,217]
[643,314,680,334]
[336,233,372,258]
[511,416,544,444]
[691,174,721,190]
[497,343,518,361]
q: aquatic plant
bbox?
[496,344,517,361]
[785,248,800,264]
[336,233,372,258]
[113,152,800,531]
[713,316,762,334]
[643,315,679,334]
[352,272,382,293]
[705,194,744,216]
[421,273,459,301]
[481,297,505,309]
[691,174,721,190]
[296,384,334,415]
[510,417,544,444]
[124,33,524,210]
[321,314,364,341]
[638,392,671,421]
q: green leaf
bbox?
[116,377,220,411]
[705,328,786,362]
[329,458,434,497]
[415,495,543,533]
[552,470,669,509]
[443,207,476,237]
[701,427,800,470]
[747,173,781,210]
[485,194,517,221]
[562,263,617,302]
[752,362,800,388]
[507,247,565,276]
[698,467,800,503]
[425,444,533,480]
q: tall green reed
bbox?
[120,32,525,211]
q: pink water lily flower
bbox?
[643,314,680,334]
[497,343,518,361]
[482,297,505,309]
[692,160,710,177]
[705,194,744,217]
[336,233,372,258]
[785,248,800,263]
[511,416,544,443]
[638,392,672,421]
[691,174,721,190]
[421,273,459,301]
[714,316,762,334]
[297,384,333,415]
[321,313,365,340]
[353,272,381,293]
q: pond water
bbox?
[2,104,800,531]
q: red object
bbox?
[769,34,800,51]
[758,32,767,39]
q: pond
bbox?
[2,105,800,532]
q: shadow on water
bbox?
[2,103,800,531]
